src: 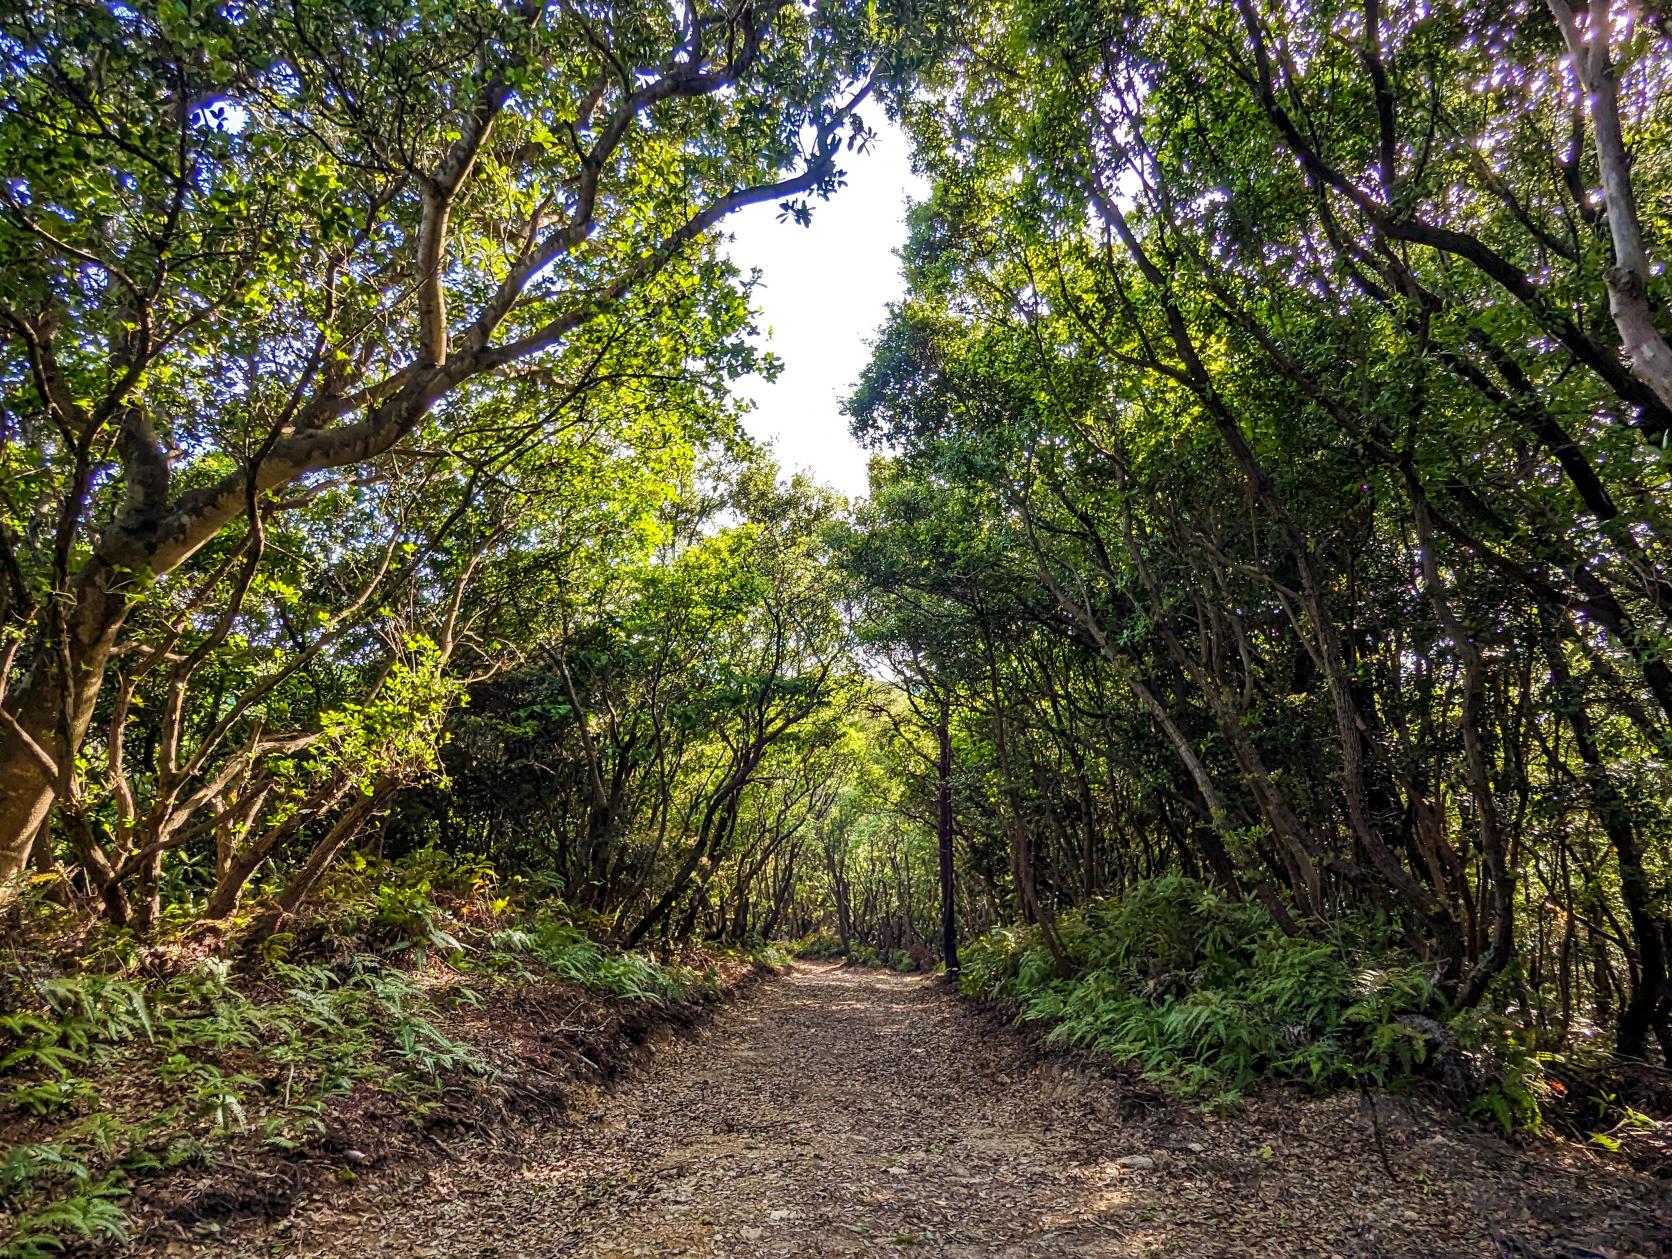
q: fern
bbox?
[955,877,1531,1110]
[6,1078,96,1117]
[0,1176,129,1259]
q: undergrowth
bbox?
[790,932,920,972]
[959,877,1554,1132]
[790,931,848,961]
[0,850,767,1256]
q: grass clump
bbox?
[959,876,1546,1130]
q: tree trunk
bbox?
[936,715,960,977]
[249,790,382,941]
[0,566,128,891]
[1547,642,1672,1058]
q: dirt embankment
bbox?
[124,952,778,1254]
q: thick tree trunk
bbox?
[0,566,129,890]
[1547,0,1672,415]
[207,812,306,919]
[1,371,456,899]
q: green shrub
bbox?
[0,949,493,1255]
[787,937,923,971]
[753,944,794,970]
[959,877,1545,1128]
[790,932,847,960]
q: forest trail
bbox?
[251,964,1664,1259]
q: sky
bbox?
[723,119,929,502]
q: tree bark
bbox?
[936,714,960,977]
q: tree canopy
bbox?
[4,4,1672,1247]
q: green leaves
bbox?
[314,637,462,795]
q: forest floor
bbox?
[176,963,1670,1259]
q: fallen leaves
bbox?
[174,964,1671,1258]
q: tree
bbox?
[837,0,1672,1053]
[0,0,890,889]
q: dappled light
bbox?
[219,967,1668,1256]
[4,0,1672,1253]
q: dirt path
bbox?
[255,964,1667,1258]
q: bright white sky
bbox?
[724,119,929,502]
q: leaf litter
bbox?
[169,963,1670,1258]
